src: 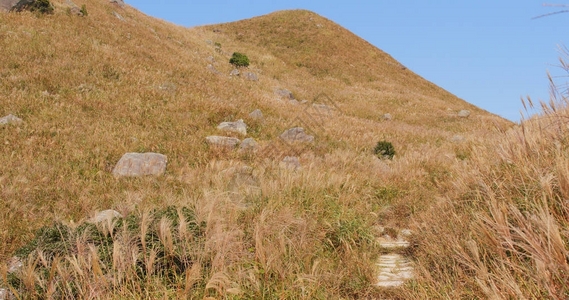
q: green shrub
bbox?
[229,52,250,67]
[27,0,54,14]
[374,140,395,159]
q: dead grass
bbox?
[0,1,518,298]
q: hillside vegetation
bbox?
[4,0,565,299]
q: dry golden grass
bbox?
[0,1,532,299]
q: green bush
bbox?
[374,140,395,159]
[27,0,54,14]
[229,52,250,67]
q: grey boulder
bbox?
[206,136,240,148]
[217,119,247,136]
[112,152,167,177]
[280,127,314,143]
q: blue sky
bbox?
[127,1,569,122]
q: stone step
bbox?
[376,253,414,288]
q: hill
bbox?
[0,1,547,299]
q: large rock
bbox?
[0,114,23,125]
[280,127,314,143]
[0,0,34,12]
[112,152,167,177]
[206,136,240,148]
[217,119,247,136]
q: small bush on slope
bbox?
[229,52,250,67]
[374,141,395,159]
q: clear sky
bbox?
[126,1,569,122]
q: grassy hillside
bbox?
[1,1,551,299]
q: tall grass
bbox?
[403,52,569,299]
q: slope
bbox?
[0,1,513,298]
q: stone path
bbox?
[376,228,414,288]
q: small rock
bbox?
[280,156,301,170]
[289,99,299,105]
[280,127,314,143]
[458,110,471,118]
[275,88,294,100]
[244,72,258,81]
[400,229,412,237]
[205,40,213,45]
[230,69,240,76]
[206,56,215,63]
[313,103,331,111]
[0,288,14,300]
[249,109,263,120]
[89,209,122,224]
[109,0,125,7]
[217,119,247,136]
[300,100,308,104]
[113,11,125,21]
[8,256,22,273]
[207,64,220,75]
[382,113,392,120]
[312,103,334,115]
[65,0,83,16]
[0,114,23,126]
[158,82,176,92]
[206,136,240,148]
[451,135,465,143]
[239,137,258,151]
[112,152,167,177]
